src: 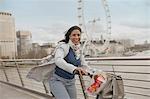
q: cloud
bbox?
[120,22,150,29]
[0,0,4,3]
[145,0,150,7]
[111,24,150,44]
[31,23,75,44]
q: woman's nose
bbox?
[75,34,80,38]
[75,35,79,38]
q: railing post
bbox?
[112,65,116,74]
[1,62,9,82]
[15,61,24,87]
[42,80,49,94]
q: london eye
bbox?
[77,0,111,56]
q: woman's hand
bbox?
[73,67,88,75]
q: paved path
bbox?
[0,82,50,99]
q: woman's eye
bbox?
[72,34,80,36]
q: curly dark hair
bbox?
[60,26,82,43]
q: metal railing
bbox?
[86,57,150,99]
[0,57,150,99]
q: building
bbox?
[82,39,125,57]
[107,40,124,56]
[40,43,56,54]
[17,30,32,57]
[0,12,17,58]
[118,39,135,50]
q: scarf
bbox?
[68,40,81,60]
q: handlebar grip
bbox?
[74,70,93,78]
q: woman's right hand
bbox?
[73,67,88,75]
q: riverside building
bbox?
[0,12,17,58]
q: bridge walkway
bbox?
[0,82,52,99]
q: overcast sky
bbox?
[0,0,150,44]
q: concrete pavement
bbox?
[0,82,51,99]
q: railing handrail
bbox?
[0,56,150,62]
[86,56,150,60]
[0,59,42,62]
[0,57,150,99]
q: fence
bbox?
[0,57,150,99]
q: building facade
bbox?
[119,39,135,50]
[0,12,17,58]
[40,43,56,54]
[17,30,32,57]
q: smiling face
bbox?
[69,29,81,45]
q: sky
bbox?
[0,0,150,44]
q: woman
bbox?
[49,26,88,99]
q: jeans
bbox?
[49,73,77,99]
